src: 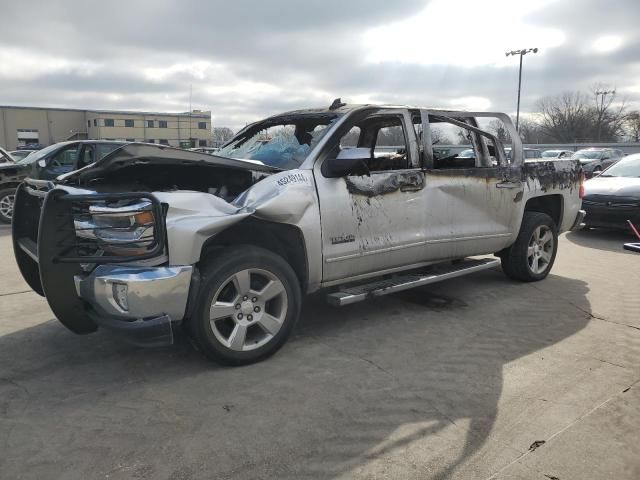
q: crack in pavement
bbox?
[0,290,32,297]
[484,378,640,480]
[527,283,640,332]
[590,357,632,371]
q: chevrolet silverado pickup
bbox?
[12,102,585,365]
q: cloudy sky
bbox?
[1,0,638,129]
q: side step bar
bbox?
[327,258,500,306]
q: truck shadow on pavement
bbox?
[565,228,636,254]
[0,268,591,480]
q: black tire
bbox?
[0,187,16,224]
[187,245,302,365]
[500,211,558,282]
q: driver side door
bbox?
[313,109,428,284]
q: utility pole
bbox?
[595,88,615,142]
[505,48,538,132]
[189,84,192,148]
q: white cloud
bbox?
[363,0,565,67]
[448,96,492,110]
[592,35,624,53]
[0,47,100,79]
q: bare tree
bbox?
[625,111,640,142]
[536,89,626,143]
[488,119,511,144]
[430,126,451,145]
[536,92,594,142]
[212,127,234,144]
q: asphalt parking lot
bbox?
[0,224,639,480]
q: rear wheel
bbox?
[0,188,16,224]
[500,211,558,282]
[187,245,302,365]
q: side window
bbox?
[340,126,361,148]
[96,143,122,160]
[80,145,94,167]
[51,144,79,167]
[370,117,409,171]
[428,115,501,169]
[40,144,81,178]
[327,113,413,174]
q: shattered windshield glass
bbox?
[217,113,341,170]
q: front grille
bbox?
[582,195,640,208]
[17,178,53,247]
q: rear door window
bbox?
[96,143,123,161]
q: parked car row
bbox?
[0,140,127,223]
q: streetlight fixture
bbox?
[505,47,538,132]
[595,88,616,142]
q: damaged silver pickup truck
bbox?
[12,101,585,365]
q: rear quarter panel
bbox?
[522,159,582,232]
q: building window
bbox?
[87,120,91,129]
[93,119,97,127]
[104,119,115,127]
[199,140,207,147]
[198,122,207,130]
[145,139,155,143]
[146,120,154,128]
[159,139,169,145]
[159,120,168,128]
[124,119,134,128]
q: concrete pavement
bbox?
[0,224,638,479]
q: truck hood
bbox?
[0,161,28,171]
[59,143,280,183]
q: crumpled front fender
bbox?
[156,170,318,265]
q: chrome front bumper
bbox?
[74,265,193,345]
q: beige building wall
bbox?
[0,107,87,150]
[87,111,212,147]
[1,106,212,150]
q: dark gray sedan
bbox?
[582,153,640,230]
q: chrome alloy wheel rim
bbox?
[209,268,288,352]
[527,225,553,274]
[0,193,15,221]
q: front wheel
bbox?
[187,245,302,365]
[500,212,558,282]
[0,188,16,224]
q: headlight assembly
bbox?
[74,200,156,255]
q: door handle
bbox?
[496,181,522,189]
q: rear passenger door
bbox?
[419,111,523,258]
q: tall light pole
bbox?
[505,48,538,132]
[595,88,615,142]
